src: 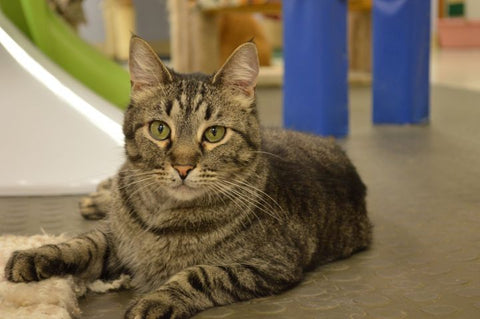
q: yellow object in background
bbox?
[349,0,372,12]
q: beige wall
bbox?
[466,0,480,19]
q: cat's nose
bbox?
[173,165,195,180]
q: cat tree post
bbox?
[372,0,431,124]
[169,0,219,73]
[282,0,348,137]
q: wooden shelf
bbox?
[202,3,281,15]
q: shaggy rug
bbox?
[0,234,130,319]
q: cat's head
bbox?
[123,36,261,201]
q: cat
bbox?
[5,36,372,319]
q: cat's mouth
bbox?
[168,183,203,201]
[173,184,194,191]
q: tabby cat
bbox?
[5,36,372,319]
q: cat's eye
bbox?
[203,126,226,143]
[149,121,171,141]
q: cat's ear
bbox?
[212,42,259,97]
[129,35,172,91]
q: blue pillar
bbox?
[283,0,348,137]
[373,0,431,124]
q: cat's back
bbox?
[261,127,366,210]
[261,127,355,175]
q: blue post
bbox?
[283,0,349,137]
[373,0,431,124]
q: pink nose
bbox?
[173,165,195,180]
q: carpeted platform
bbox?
[0,234,82,319]
[0,234,131,319]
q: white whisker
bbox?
[210,182,263,232]
[218,178,286,222]
[118,176,157,190]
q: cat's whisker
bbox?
[208,185,225,206]
[214,180,272,230]
[219,181,277,221]
[206,185,227,207]
[217,179,284,222]
[118,176,158,190]
[120,169,166,179]
[209,182,246,211]
[210,182,263,232]
[228,177,288,220]
[125,178,159,203]
[128,181,159,205]
[118,168,145,174]
[205,183,230,208]
[231,178,285,212]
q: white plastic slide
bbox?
[0,11,124,195]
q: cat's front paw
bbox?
[5,248,65,282]
[79,177,113,220]
[125,296,184,319]
[79,194,107,220]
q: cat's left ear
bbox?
[212,42,259,97]
[129,35,172,91]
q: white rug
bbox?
[0,234,130,319]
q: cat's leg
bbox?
[79,177,114,220]
[5,229,116,283]
[125,262,302,319]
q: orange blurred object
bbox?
[438,18,480,47]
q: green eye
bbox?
[149,121,171,141]
[204,126,226,143]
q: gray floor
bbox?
[1,86,479,318]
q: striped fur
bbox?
[6,37,372,319]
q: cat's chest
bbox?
[121,229,202,260]
[111,212,210,287]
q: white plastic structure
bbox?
[0,11,125,196]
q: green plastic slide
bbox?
[0,0,130,109]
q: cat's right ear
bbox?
[129,36,172,92]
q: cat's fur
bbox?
[5,36,372,319]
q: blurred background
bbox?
[74,0,479,89]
